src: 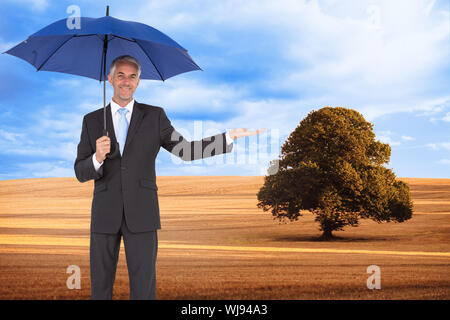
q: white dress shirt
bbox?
[92,100,234,171]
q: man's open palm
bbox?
[229,128,266,140]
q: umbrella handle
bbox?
[106,142,120,159]
[94,130,115,159]
[103,130,120,159]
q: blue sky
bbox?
[0,0,448,179]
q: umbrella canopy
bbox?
[4,12,201,81]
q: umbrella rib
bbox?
[36,36,74,71]
[112,34,136,42]
[135,40,164,81]
[36,34,100,71]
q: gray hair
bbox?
[110,55,141,77]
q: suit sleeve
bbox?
[159,108,233,161]
[74,115,103,182]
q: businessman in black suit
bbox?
[74,55,264,300]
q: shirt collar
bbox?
[110,98,134,117]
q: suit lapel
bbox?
[123,101,144,156]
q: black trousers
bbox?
[89,211,158,300]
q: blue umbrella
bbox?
[3,6,201,137]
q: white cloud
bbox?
[3,0,48,12]
[401,135,415,141]
[81,0,449,123]
[0,160,74,180]
[361,97,449,121]
[376,130,402,146]
[29,105,83,139]
[269,2,447,118]
[376,130,418,146]
[0,105,81,162]
[136,78,246,114]
[430,142,450,166]
[0,129,24,143]
[443,113,450,122]
[0,38,18,53]
[427,142,450,151]
[416,97,450,117]
[0,134,77,162]
[425,0,436,16]
[49,77,108,110]
[19,161,74,178]
[50,78,83,88]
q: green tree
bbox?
[257,107,413,240]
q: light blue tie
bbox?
[117,108,129,155]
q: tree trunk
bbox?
[320,229,334,241]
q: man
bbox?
[74,55,264,300]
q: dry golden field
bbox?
[0,176,449,299]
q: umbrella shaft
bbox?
[103,34,108,135]
[103,79,107,134]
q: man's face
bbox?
[108,61,140,103]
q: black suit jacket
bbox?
[74,101,233,233]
